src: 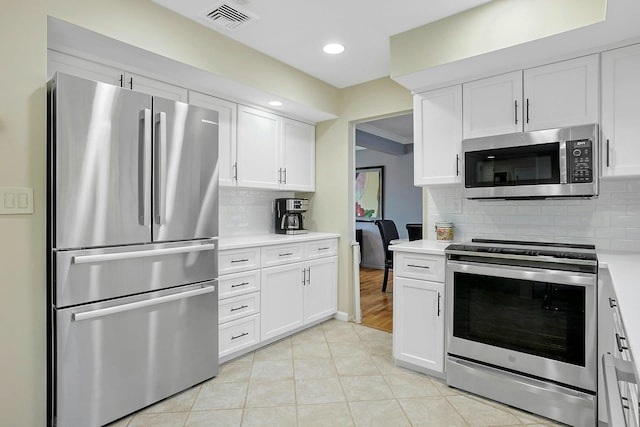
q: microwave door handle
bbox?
[559,140,568,184]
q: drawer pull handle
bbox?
[279,252,294,257]
[231,259,249,263]
[231,332,248,340]
[318,247,330,250]
[609,297,617,308]
[231,282,250,288]
[407,264,430,269]
[230,304,249,312]
[616,333,629,352]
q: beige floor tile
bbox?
[506,406,566,426]
[241,406,297,427]
[398,396,468,427]
[294,358,338,379]
[384,374,442,398]
[253,337,292,361]
[348,400,411,427]
[186,409,243,427]
[231,352,255,363]
[295,377,346,405]
[293,340,332,359]
[324,326,360,343]
[361,339,393,356]
[250,359,293,382]
[328,341,368,358]
[431,377,465,396]
[297,402,354,427]
[141,386,200,414]
[369,353,414,375]
[333,355,380,376]
[340,375,394,401]
[105,415,133,427]
[353,325,391,342]
[219,360,253,383]
[322,318,355,332]
[192,381,248,410]
[128,412,189,427]
[292,325,327,344]
[245,379,296,407]
[447,394,522,426]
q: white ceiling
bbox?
[152,0,493,89]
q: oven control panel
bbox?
[567,139,593,183]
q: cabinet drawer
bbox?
[219,247,260,275]
[219,270,261,299]
[219,292,260,324]
[219,314,260,358]
[261,243,305,267]
[305,239,338,259]
[394,252,445,282]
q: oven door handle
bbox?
[602,353,636,427]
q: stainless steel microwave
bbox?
[462,124,599,200]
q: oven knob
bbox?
[573,149,582,157]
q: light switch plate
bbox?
[0,187,34,214]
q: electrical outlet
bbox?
[0,187,33,214]
[451,199,462,214]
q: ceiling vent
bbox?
[202,2,259,32]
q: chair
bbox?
[406,223,423,241]
[374,219,399,292]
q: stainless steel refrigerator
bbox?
[47,72,219,427]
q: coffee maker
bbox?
[275,198,309,234]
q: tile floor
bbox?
[107,319,565,427]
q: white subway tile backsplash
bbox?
[427,178,640,252]
[219,188,295,237]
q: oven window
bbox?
[453,272,585,366]
[464,143,560,188]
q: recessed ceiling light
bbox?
[268,101,283,107]
[323,43,345,55]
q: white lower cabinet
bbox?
[392,250,445,377]
[219,236,338,361]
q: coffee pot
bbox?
[275,198,309,234]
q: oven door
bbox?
[446,259,596,392]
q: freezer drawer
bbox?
[54,282,218,427]
[54,239,217,307]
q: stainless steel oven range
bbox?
[445,239,598,426]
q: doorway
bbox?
[353,112,420,332]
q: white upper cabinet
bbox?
[523,54,599,131]
[237,105,316,191]
[236,106,281,189]
[280,118,315,192]
[188,92,238,186]
[601,43,640,178]
[414,85,463,186]
[47,50,188,101]
[461,54,599,138]
[463,71,522,138]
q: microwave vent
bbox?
[202,2,259,31]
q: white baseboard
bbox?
[334,311,349,322]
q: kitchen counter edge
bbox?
[388,239,451,256]
[219,232,341,250]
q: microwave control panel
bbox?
[567,139,593,183]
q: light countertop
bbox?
[598,251,640,375]
[388,239,451,255]
[219,232,340,250]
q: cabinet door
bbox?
[463,71,523,138]
[124,73,188,101]
[189,92,238,186]
[602,44,640,178]
[414,85,462,186]
[303,256,337,324]
[281,118,315,191]
[393,277,444,373]
[523,54,599,131]
[237,106,280,189]
[47,49,122,85]
[260,263,304,341]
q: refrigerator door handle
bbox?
[154,111,167,225]
[72,243,217,264]
[139,109,151,226]
[72,285,216,322]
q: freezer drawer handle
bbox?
[72,243,216,264]
[72,285,215,322]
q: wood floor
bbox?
[359,267,393,333]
